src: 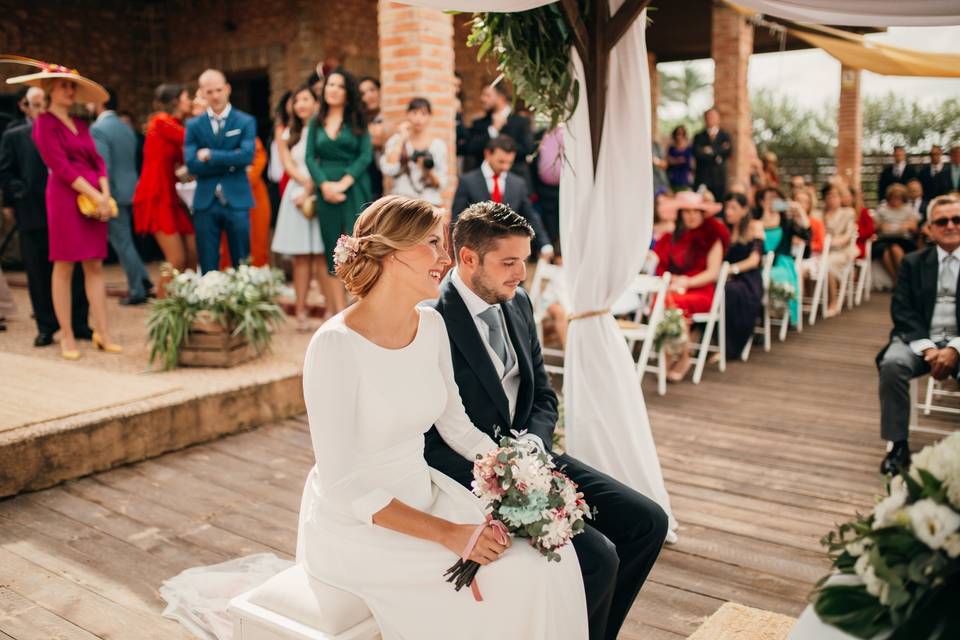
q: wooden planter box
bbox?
[179,315,255,368]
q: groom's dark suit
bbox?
[425,274,668,640]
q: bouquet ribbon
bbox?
[461,515,509,602]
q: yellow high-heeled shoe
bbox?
[60,342,81,361]
[92,331,123,354]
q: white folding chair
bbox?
[769,245,802,341]
[805,234,832,326]
[691,262,730,384]
[528,258,565,374]
[620,273,671,396]
[742,251,777,361]
[911,377,960,437]
[835,256,856,316]
[853,239,873,306]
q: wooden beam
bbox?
[585,0,611,170]
[608,0,650,49]
[561,0,589,64]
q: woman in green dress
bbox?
[305,68,373,315]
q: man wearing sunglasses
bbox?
[877,194,960,475]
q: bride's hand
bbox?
[442,523,510,565]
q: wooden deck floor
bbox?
[0,293,949,639]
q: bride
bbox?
[297,195,588,639]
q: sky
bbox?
[657,25,960,118]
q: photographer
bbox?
[380,97,447,206]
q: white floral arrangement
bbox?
[814,432,960,639]
[147,264,287,370]
[768,281,796,314]
[653,308,688,356]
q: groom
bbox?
[425,202,668,640]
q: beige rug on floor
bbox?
[0,352,179,433]
[688,602,796,640]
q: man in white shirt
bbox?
[877,194,960,474]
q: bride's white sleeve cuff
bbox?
[352,489,395,526]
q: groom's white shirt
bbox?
[451,268,546,452]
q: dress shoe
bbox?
[34,333,54,347]
[74,328,94,340]
[92,331,123,353]
[60,342,81,361]
[119,295,148,306]
[144,279,157,298]
[880,441,911,475]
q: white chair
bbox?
[852,239,873,306]
[229,565,380,640]
[528,259,565,375]
[691,262,730,384]
[804,235,832,326]
[620,273,671,396]
[743,251,777,361]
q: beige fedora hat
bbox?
[2,54,108,104]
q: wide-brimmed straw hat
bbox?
[2,54,108,104]
[658,191,723,217]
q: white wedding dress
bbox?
[297,307,588,640]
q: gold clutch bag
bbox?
[77,194,119,219]
[299,194,317,220]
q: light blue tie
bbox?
[478,307,508,366]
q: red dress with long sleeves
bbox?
[654,217,730,317]
[133,112,194,235]
[856,207,875,259]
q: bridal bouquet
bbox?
[814,432,960,639]
[768,281,796,314]
[445,431,593,598]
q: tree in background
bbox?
[750,89,836,159]
[657,63,711,140]
[862,93,960,153]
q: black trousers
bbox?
[556,453,669,640]
[19,228,90,335]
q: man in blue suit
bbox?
[184,69,256,273]
[92,89,153,304]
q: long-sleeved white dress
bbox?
[297,307,588,640]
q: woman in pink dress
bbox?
[12,64,121,359]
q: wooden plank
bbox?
[0,587,101,640]
[0,549,192,640]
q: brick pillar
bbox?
[711,0,753,187]
[648,52,659,138]
[378,1,457,208]
[836,65,863,192]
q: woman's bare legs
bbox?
[81,259,111,343]
[51,261,76,351]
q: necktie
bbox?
[491,173,503,204]
[212,116,224,135]
[478,306,508,366]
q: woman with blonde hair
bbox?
[297,194,588,638]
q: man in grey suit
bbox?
[91,90,152,304]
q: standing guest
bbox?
[221,137,272,269]
[133,83,196,294]
[464,83,532,181]
[919,145,946,198]
[692,107,732,202]
[877,145,917,203]
[91,89,152,305]
[666,125,694,191]
[875,183,921,282]
[11,66,121,358]
[759,187,811,327]
[358,76,386,200]
[5,87,31,131]
[722,192,765,356]
[117,111,144,174]
[652,191,730,381]
[533,126,563,252]
[271,84,329,331]
[453,71,468,169]
[268,90,294,199]
[184,69,256,273]
[452,135,553,259]
[820,184,858,317]
[788,175,807,199]
[304,68,372,315]
[876,195,960,474]
[934,145,960,196]
[0,86,92,347]
[380,97,447,206]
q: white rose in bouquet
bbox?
[909,498,960,551]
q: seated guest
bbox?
[906,178,928,223]
[761,151,780,188]
[877,145,917,203]
[722,192,765,356]
[875,183,921,282]
[652,191,676,246]
[380,97,448,206]
[842,186,876,260]
[652,191,730,381]
[452,135,553,258]
[758,187,811,326]
[820,184,858,316]
[877,195,960,474]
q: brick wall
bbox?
[711,0,754,186]
[452,12,499,127]
[836,65,863,192]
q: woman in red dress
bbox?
[653,191,730,381]
[133,83,196,293]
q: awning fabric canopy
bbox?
[731,0,960,27]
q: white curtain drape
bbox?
[730,0,960,26]
[400,0,553,10]
[557,5,674,534]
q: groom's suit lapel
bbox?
[501,299,534,430]
[439,278,512,427]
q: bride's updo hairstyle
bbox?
[335,195,444,298]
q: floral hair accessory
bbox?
[334,235,360,268]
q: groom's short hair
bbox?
[453,202,534,263]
